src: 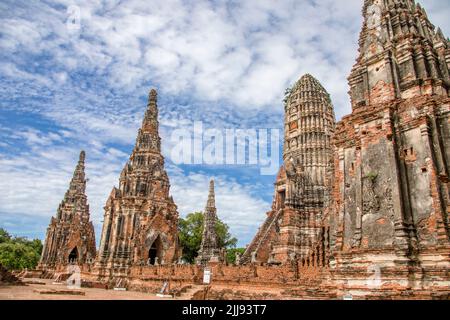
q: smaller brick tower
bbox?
[39,151,96,270]
[196,179,222,265]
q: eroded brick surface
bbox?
[38,151,96,270]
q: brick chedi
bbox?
[196,179,223,265]
[242,74,336,264]
[39,151,96,270]
[317,0,450,297]
[95,89,180,275]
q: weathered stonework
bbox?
[242,74,336,264]
[94,89,180,277]
[196,180,223,265]
[0,263,24,286]
[321,0,450,298]
[38,151,96,270]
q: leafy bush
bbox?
[0,228,42,270]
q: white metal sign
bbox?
[203,268,211,284]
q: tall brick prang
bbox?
[38,151,96,270]
[95,89,180,276]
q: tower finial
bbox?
[206,179,216,209]
[148,88,157,104]
[79,150,86,163]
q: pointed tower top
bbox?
[206,179,216,210]
[143,88,158,125]
[349,0,449,108]
[70,151,86,189]
[133,87,161,153]
[57,150,89,222]
[148,88,157,104]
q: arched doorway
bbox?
[68,247,78,263]
[279,190,286,209]
[147,236,162,265]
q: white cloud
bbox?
[2,0,449,120]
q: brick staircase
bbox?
[176,284,206,299]
[241,209,282,264]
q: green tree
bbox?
[226,248,246,264]
[0,243,40,270]
[178,212,238,263]
[0,228,11,243]
[0,228,43,270]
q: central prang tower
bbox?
[242,74,336,264]
[283,74,336,209]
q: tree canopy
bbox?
[226,247,246,264]
[178,212,238,263]
[0,228,42,270]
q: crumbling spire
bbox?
[206,179,216,210]
[142,89,159,131]
[349,0,450,109]
[68,150,86,194]
[196,179,222,265]
[39,150,96,269]
[134,88,161,153]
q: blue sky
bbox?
[1,0,449,247]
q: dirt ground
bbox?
[0,278,173,300]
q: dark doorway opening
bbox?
[279,190,286,209]
[68,247,78,263]
[148,236,161,265]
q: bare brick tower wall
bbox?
[324,0,450,296]
[95,89,180,276]
[38,151,96,270]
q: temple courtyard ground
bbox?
[0,278,173,300]
[0,278,296,300]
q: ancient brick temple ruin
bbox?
[323,0,450,296]
[34,0,450,299]
[38,151,96,270]
[196,180,223,265]
[242,74,336,264]
[94,89,180,276]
